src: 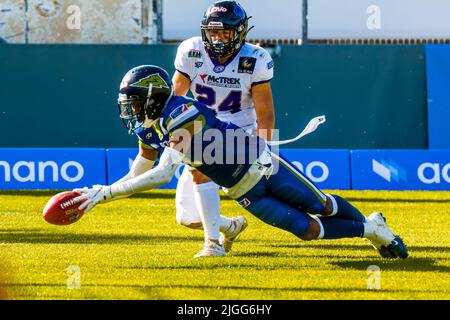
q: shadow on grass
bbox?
[331,256,450,273]
[0,230,202,244]
[268,243,450,253]
[2,283,446,296]
[345,197,450,203]
[118,263,263,271]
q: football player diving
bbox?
[73,64,409,260]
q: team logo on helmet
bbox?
[119,81,128,90]
[211,6,227,13]
[130,74,169,89]
[207,21,223,28]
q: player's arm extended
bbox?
[252,82,275,141]
[109,123,194,197]
[110,146,183,196]
[112,145,158,185]
[73,147,184,213]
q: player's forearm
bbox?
[110,148,183,197]
[111,154,155,186]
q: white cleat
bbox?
[219,216,248,253]
[367,212,396,246]
[193,240,226,258]
[365,212,397,258]
[366,212,409,259]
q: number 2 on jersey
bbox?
[195,84,242,113]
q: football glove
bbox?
[72,185,113,213]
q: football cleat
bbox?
[367,212,395,245]
[193,240,226,258]
[366,212,408,259]
[385,235,409,259]
[219,216,248,253]
[368,239,397,259]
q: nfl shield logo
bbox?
[238,198,251,208]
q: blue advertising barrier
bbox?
[351,150,450,190]
[106,148,351,190]
[106,149,183,189]
[0,148,106,190]
[279,149,351,189]
[425,45,450,149]
[2,148,449,191]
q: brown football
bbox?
[42,191,86,225]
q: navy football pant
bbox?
[236,152,365,239]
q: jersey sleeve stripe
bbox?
[176,69,191,81]
[251,79,272,87]
[167,106,200,132]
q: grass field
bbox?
[0,189,449,300]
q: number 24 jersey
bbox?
[174,36,274,130]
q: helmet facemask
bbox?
[202,27,238,58]
[117,84,159,133]
[200,1,252,59]
[118,65,173,134]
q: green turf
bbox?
[0,190,449,300]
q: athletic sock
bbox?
[317,216,365,239]
[362,221,376,238]
[219,216,234,234]
[329,194,366,222]
[193,181,221,241]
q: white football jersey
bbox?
[174,36,274,130]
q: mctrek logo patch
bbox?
[199,73,241,88]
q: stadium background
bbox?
[0,0,449,302]
[1,0,449,191]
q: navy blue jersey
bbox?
[134,126,168,155]
[159,95,266,188]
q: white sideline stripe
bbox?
[272,153,327,202]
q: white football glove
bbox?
[73,185,113,213]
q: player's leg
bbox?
[270,153,366,222]
[176,166,236,232]
[176,166,247,255]
[264,153,408,257]
[236,180,312,239]
[175,166,202,229]
[191,169,221,243]
[237,181,364,241]
[176,167,224,257]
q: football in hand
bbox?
[42,191,86,225]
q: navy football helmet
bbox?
[201,1,253,58]
[117,65,173,133]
